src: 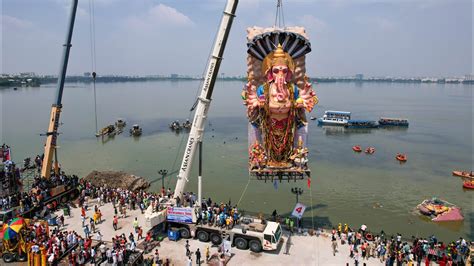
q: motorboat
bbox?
[378,117,409,127]
[130,124,142,137]
[352,145,362,152]
[365,147,375,154]
[463,180,474,189]
[345,120,378,128]
[96,125,115,137]
[396,153,407,162]
[452,170,474,179]
[115,119,126,128]
[317,110,351,126]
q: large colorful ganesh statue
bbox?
[242,27,318,173]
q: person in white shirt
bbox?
[112,250,117,265]
[96,231,103,241]
[130,241,136,251]
[91,248,96,264]
[48,253,55,263]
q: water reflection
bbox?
[319,125,378,135]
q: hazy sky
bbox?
[1,0,472,77]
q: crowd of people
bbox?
[0,172,79,214]
[327,223,471,266]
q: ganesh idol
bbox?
[242,28,318,171]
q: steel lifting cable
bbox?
[89,0,98,134]
[236,175,251,207]
[309,178,314,229]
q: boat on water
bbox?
[115,119,126,128]
[130,124,142,137]
[396,153,407,162]
[365,147,375,154]
[317,110,351,126]
[352,145,362,152]
[169,120,182,132]
[345,120,378,128]
[182,119,192,129]
[417,198,464,222]
[378,117,409,127]
[452,170,474,179]
[463,180,474,189]
[95,125,116,137]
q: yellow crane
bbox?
[41,0,78,179]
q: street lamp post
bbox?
[158,169,168,193]
[291,187,304,229]
[291,187,303,203]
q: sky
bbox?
[1,0,472,77]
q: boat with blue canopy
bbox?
[317,110,351,126]
[378,117,409,127]
[345,119,378,128]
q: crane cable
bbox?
[89,0,98,134]
[236,175,251,207]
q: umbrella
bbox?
[8,218,25,232]
[1,224,18,241]
[0,218,24,241]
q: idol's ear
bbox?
[285,70,293,82]
[266,70,274,82]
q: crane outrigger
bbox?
[40,0,78,179]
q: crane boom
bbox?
[41,0,78,179]
[174,0,238,199]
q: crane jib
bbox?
[181,137,195,172]
[202,61,215,97]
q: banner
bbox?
[166,207,193,224]
[291,203,306,219]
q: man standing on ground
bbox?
[83,225,90,238]
[331,234,338,256]
[205,246,210,262]
[196,248,201,266]
[113,215,118,231]
[133,217,139,233]
[185,240,191,257]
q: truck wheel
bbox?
[197,231,209,242]
[17,252,27,262]
[180,228,191,239]
[210,233,222,245]
[234,237,248,250]
[3,253,14,263]
[249,240,262,253]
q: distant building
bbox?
[170,74,179,79]
[84,72,91,77]
[464,74,473,81]
[19,72,36,77]
[355,74,364,80]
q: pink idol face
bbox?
[267,64,292,82]
[272,66,288,76]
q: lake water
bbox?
[0,80,472,241]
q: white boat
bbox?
[317,110,351,126]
